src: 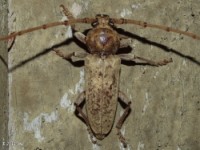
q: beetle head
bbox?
[92,14,115,28]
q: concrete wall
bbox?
[0,0,8,150]
[5,0,200,150]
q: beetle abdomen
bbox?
[85,54,121,139]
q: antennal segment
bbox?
[0,18,95,41]
[112,18,200,40]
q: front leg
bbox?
[60,4,76,30]
[74,32,86,44]
[119,53,172,66]
[60,4,85,41]
[119,38,132,48]
[59,5,86,44]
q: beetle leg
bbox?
[60,4,76,30]
[118,53,173,66]
[116,91,131,147]
[74,32,86,44]
[74,91,98,145]
[119,38,132,48]
[54,49,88,60]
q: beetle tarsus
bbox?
[117,129,127,148]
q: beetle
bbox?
[0,4,200,147]
[53,7,173,147]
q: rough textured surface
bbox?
[0,0,8,150]
[5,0,200,150]
[85,55,120,138]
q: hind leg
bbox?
[116,91,131,147]
[74,91,97,144]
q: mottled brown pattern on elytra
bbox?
[85,54,121,139]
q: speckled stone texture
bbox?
[4,0,200,150]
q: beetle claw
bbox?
[117,129,128,148]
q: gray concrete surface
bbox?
[3,0,200,150]
[0,0,8,150]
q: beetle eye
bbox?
[109,19,114,27]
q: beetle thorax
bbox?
[86,27,120,55]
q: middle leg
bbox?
[119,53,172,66]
